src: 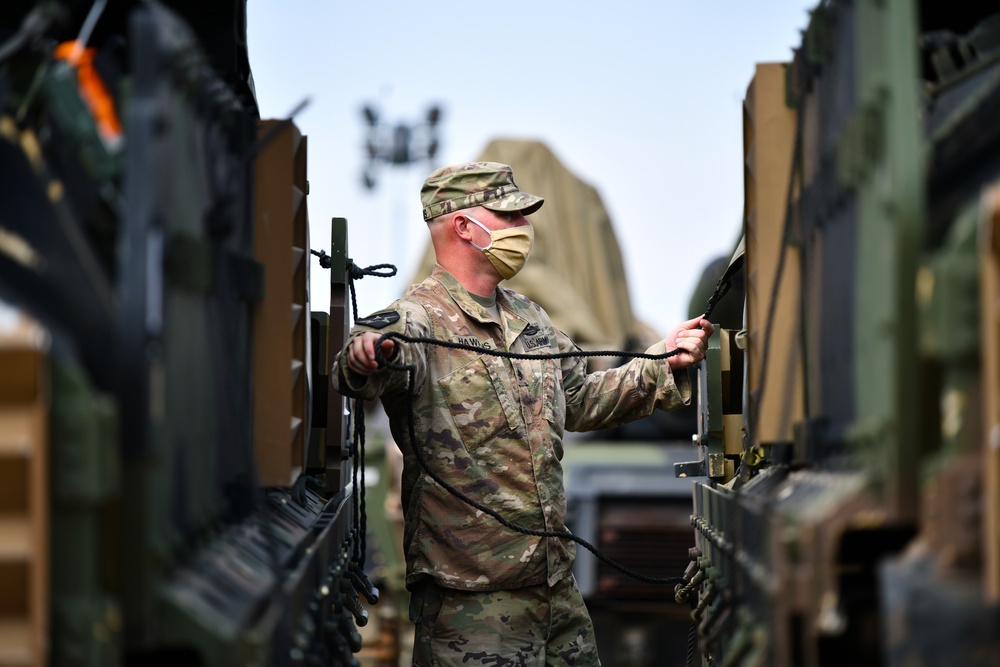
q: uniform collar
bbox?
[430,265,495,322]
[430,265,529,347]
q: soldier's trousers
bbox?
[409,575,601,666]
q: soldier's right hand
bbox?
[346,332,396,376]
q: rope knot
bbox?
[310,249,333,269]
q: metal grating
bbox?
[595,501,694,600]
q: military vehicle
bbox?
[0,2,377,665]
[677,2,1000,665]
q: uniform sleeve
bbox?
[561,331,692,433]
[330,301,430,401]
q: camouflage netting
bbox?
[410,138,662,351]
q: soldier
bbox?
[332,162,712,666]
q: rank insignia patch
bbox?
[356,311,400,329]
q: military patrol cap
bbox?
[420,162,544,221]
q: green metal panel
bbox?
[849,0,925,518]
[330,217,350,281]
[919,202,980,469]
[50,357,122,667]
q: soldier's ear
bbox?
[452,214,474,241]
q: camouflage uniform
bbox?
[409,575,599,666]
[332,265,691,664]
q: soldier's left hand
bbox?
[666,316,714,370]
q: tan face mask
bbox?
[465,214,534,280]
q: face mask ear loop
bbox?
[464,214,493,252]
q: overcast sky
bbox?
[247,1,816,337]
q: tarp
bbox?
[410,138,661,350]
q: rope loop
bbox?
[308,249,398,282]
[348,261,397,281]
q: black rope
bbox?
[346,262,396,569]
[705,275,732,321]
[313,252,398,572]
[686,595,699,667]
[350,395,362,562]
[374,332,693,585]
[310,248,332,269]
[379,334,684,364]
[322,249,730,586]
[355,396,368,563]
[348,261,397,281]
[347,261,397,323]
